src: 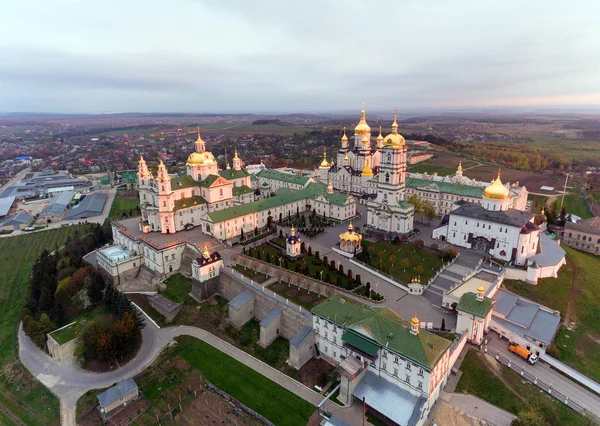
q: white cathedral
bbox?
[317,105,415,235]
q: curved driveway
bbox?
[20,320,348,426]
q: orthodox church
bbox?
[138,128,253,234]
[432,170,540,266]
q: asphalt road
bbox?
[19,318,358,426]
[485,332,600,418]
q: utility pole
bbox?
[559,172,570,213]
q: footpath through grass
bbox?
[176,336,315,426]
[0,226,88,425]
[457,350,589,425]
[504,245,600,383]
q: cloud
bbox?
[0,0,599,112]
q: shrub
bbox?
[430,243,439,250]
[447,247,458,258]
[355,274,361,285]
[347,269,353,280]
[338,264,344,274]
[330,260,336,269]
[323,255,328,265]
[308,246,312,256]
[414,239,424,248]
[315,251,320,260]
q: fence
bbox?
[487,349,600,423]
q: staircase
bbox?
[422,252,483,306]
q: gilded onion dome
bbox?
[341,126,348,143]
[319,147,330,168]
[383,110,405,148]
[354,102,371,135]
[377,126,384,143]
[411,314,420,326]
[339,221,362,242]
[344,152,349,163]
[477,285,485,294]
[202,245,210,259]
[484,169,510,200]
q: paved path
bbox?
[486,332,600,419]
[19,319,357,426]
[440,391,517,426]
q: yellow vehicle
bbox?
[509,343,538,365]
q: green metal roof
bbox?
[219,168,249,180]
[312,294,452,369]
[342,330,379,356]
[174,195,207,211]
[398,200,414,209]
[171,175,198,190]
[198,174,222,188]
[256,169,311,186]
[207,185,351,223]
[456,292,495,318]
[232,185,254,196]
[406,177,485,198]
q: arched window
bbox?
[387,153,392,162]
[163,201,166,207]
[385,173,390,183]
[162,185,165,191]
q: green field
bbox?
[408,163,457,176]
[177,336,315,426]
[505,246,600,382]
[108,191,140,219]
[0,226,88,425]
[457,350,588,425]
[161,274,195,305]
[557,194,593,219]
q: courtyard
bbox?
[357,240,447,284]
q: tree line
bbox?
[21,222,145,368]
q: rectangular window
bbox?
[418,381,423,390]
[405,374,410,383]
[394,368,398,376]
[383,362,387,371]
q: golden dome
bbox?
[233,148,239,160]
[354,102,371,134]
[457,161,463,174]
[202,245,210,259]
[383,133,405,148]
[341,126,348,142]
[339,222,362,243]
[484,170,510,200]
[344,152,349,163]
[411,314,419,326]
[320,147,330,169]
[477,285,485,294]
[377,126,384,142]
[392,109,399,129]
[187,151,216,166]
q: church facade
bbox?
[135,128,356,241]
[432,171,539,265]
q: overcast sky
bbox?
[1,0,599,113]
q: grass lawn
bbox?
[161,273,195,305]
[267,281,325,310]
[557,194,593,219]
[457,350,588,425]
[231,264,269,283]
[359,240,445,284]
[0,225,89,425]
[108,190,140,219]
[504,245,600,382]
[408,163,457,176]
[176,336,315,426]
